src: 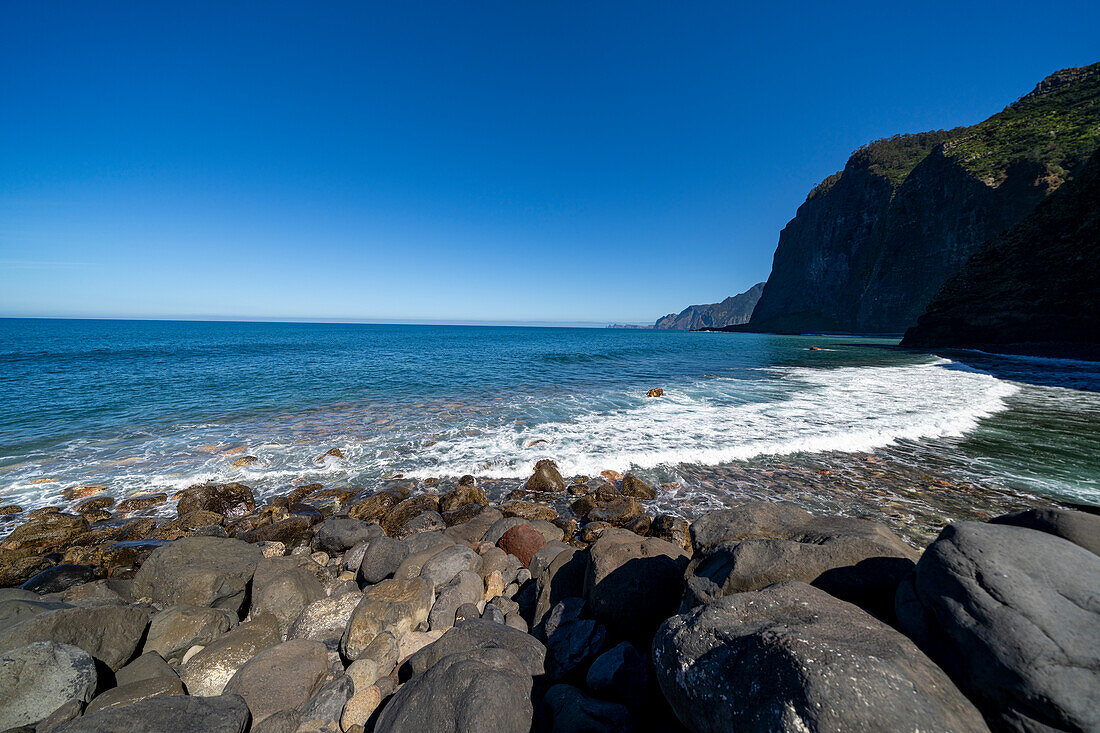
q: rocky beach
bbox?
[1,458,1097,732]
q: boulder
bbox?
[240,516,313,548]
[144,604,237,663]
[500,500,557,522]
[380,494,440,537]
[682,502,917,619]
[896,521,1100,732]
[528,542,569,579]
[115,650,179,686]
[587,497,645,527]
[0,603,149,670]
[428,570,483,631]
[288,591,363,646]
[341,685,382,730]
[149,510,226,541]
[341,577,433,660]
[653,581,988,733]
[179,613,281,696]
[130,537,262,614]
[346,490,403,522]
[223,639,330,725]
[400,617,546,679]
[543,597,606,679]
[311,517,383,554]
[176,483,255,518]
[584,529,687,639]
[620,473,656,500]
[359,535,409,584]
[375,646,534,733]
[419,545,481,588]
[0,642,97,730]
[525,459,566,493]
[482,516,529,546]
[19,564,96,594]
[346,630,398,690]
[444,506,504,545]
[85,676,185,714]
[55,693,251,733]
[0,597,72,632]
[988,507,1100,555]
[250,566,327,637]
[541,683,633,733]
[439,483,488,514]
[498,524,547,568]
[533,547,587,629]
[585,641,648,709]
[1,512,88,551]
[649,514,691,552]
[299,673,354,724]
[392,510,446,538]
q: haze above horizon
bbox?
[3,1,1098,323]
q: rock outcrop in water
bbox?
[654,282,765,330]
[0,464,1096,732]
[901,148,1100,357]
[748,63,1100,335]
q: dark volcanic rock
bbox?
[311,517,383,554]
[584,528,687,639]
[533,547,587,630]
[299,672,354,724]
[358,535,409,584]
[541,683,634,733]
[654,581,988,733]
[84,675,185,714]
[19,564,97,594]
[223,639,330,725]
[0,641,97,730]
[56,693,252,733]
[1,512,89,551]
[543,597,606,680]
[240,516,314,547]
[654,283,765,330]
[896,521,1100,732]
[176,482,256,518]
[130,536,262,614]
[376,646,534,733]
[380,494,440,537]
[525,459,566,493]
[988,506,1100,555]
[0,603,149,670]
[620,473,656,500]
[401,617,546,679]
[585,641,648,709]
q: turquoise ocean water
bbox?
[1,318,1097,542]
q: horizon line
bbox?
[0,315,658,329]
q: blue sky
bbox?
[2,2,1098,324]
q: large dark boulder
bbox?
[176,483,255,519]
[896,521,1100,732]
[143,604,237,663]
[56,693,252,733]
[376,647,534,733]
[311,517,383,554]
[0,641,97,730]
[19,564,97,594]
[223,639,331,725]
[583,529,687,639]
[654,581,988,732]
[1,512,88,551]
[988,507,1100,555]
[400,617,546,679]
[525,459,566,493]
[540,683,634,732]
[683,501,916,620]
[0,604,149,670]
[130,537,262,614]
[533,547,588,630]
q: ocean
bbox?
[2,318,1097,545]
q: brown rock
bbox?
[317,447,345,462]
[61,485,106,501]
[579,521,612,544]
[150,510,226,541]
[500,500,557,522]
[0,547,55,585]
[76,497,115,513]
[81,509,112,523]
[646,388,664,397]
[439,484,488,514]
[600,470,623,484]
[240,516,314,547]
[442,503,488,527]
[380,494,439,537]
[286,483,323,505]
[498,524,547,568]
[347,490,403,522]
[1,512,89,551]
[0,505,21,516]
[621,473,657,499]
[116,517,157,541]
[176,482,256,518]
[588,497,644,527]
[231,456,258,469]
[650,514,691,551]
[115,494,168,513]
[524,459,566,492]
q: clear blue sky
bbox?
[2,2,1097,324]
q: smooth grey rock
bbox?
[654,581,989,733]
[0,603,148,670]
[0,597,72,632]
[223,639,330,724]
[419,545,481,588]
[56,693,251,733]
[250,709,299,733]
[482,517,528,546]
[533,548,586,630]
[541,683,633,732]
[584,529,686,639]
[444,507,503,546]
[455,602,481,624]
[359,535,410,584]
[115,650,179,686]
[312,518,383,554]
[585,641,648,708]
[989,507,1100,555]
[375,647,533,733]
[251,555,328,592]
[287,591,363,646]
[341,577,433,660]
[477,546,509,578]
[0,642,97,730]
[34,697,83,733]
[179,613,281,696]
[543,597,606,680]
[346,631,398,691]
[896,521,1100,732]
[402,531,453,556]
[392,510,446,539]
[250,566,326,637]
[299,673,354,723]
[482,603,505,624]
[428,570,482,631]
[84,675,185,714]
[130,537,262,614]
[401,617,546,679]
[144,604,236,663]
[529,542,570,578]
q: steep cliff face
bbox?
[655,282,765,330]
[902,149,1099,356]
[750,63,1100,334]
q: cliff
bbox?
[901,148,1100,357]
[749,63,1100,334]
[655,282,765,330]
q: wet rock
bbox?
[401,617,546,679]
[587,497,644,527]
[19,564,96,594]
[620,473,656,500]
[541,683,634,732]
[498,523,547,568]
[359,535,409,584]
[380,494,440,537]
[316,447,345,462]
[584,528,687,639]
[377,646,534,733]
[130,536,262,614]
[115,517,157,541]
[439,483,488,514]
[896,521,1100,732]
[500,500,557,522]
[288,504,325,525]
[0,603,149,670]
[648,514,691,552]
[144,604,236,663]
[428,570,482,631]
[231,455,258,469]
[346,490,403,523]
[578,521,612,543]
[85,675,185,714]
[525,459,566,493]
[342,577,433,660]
[240,516,314,548]
[419,545,480,588]
[223,639,330,725]
[682,501,917,620]
[288,591,363,647]
[0,642,97,730]
[179,613,281,696]
[543,597,606,679]
[654,581,988,733]
[75,496,114,513]
[149,510,225,541]
[56,693,252,733]
[299,672,354,724]
[115,493,168,513]
[312,517,383,554]
[989,507,1100,555]
[645,388,663,397]
[1,512,89,551]
[391,510,446,539]
[585,641,648,708]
